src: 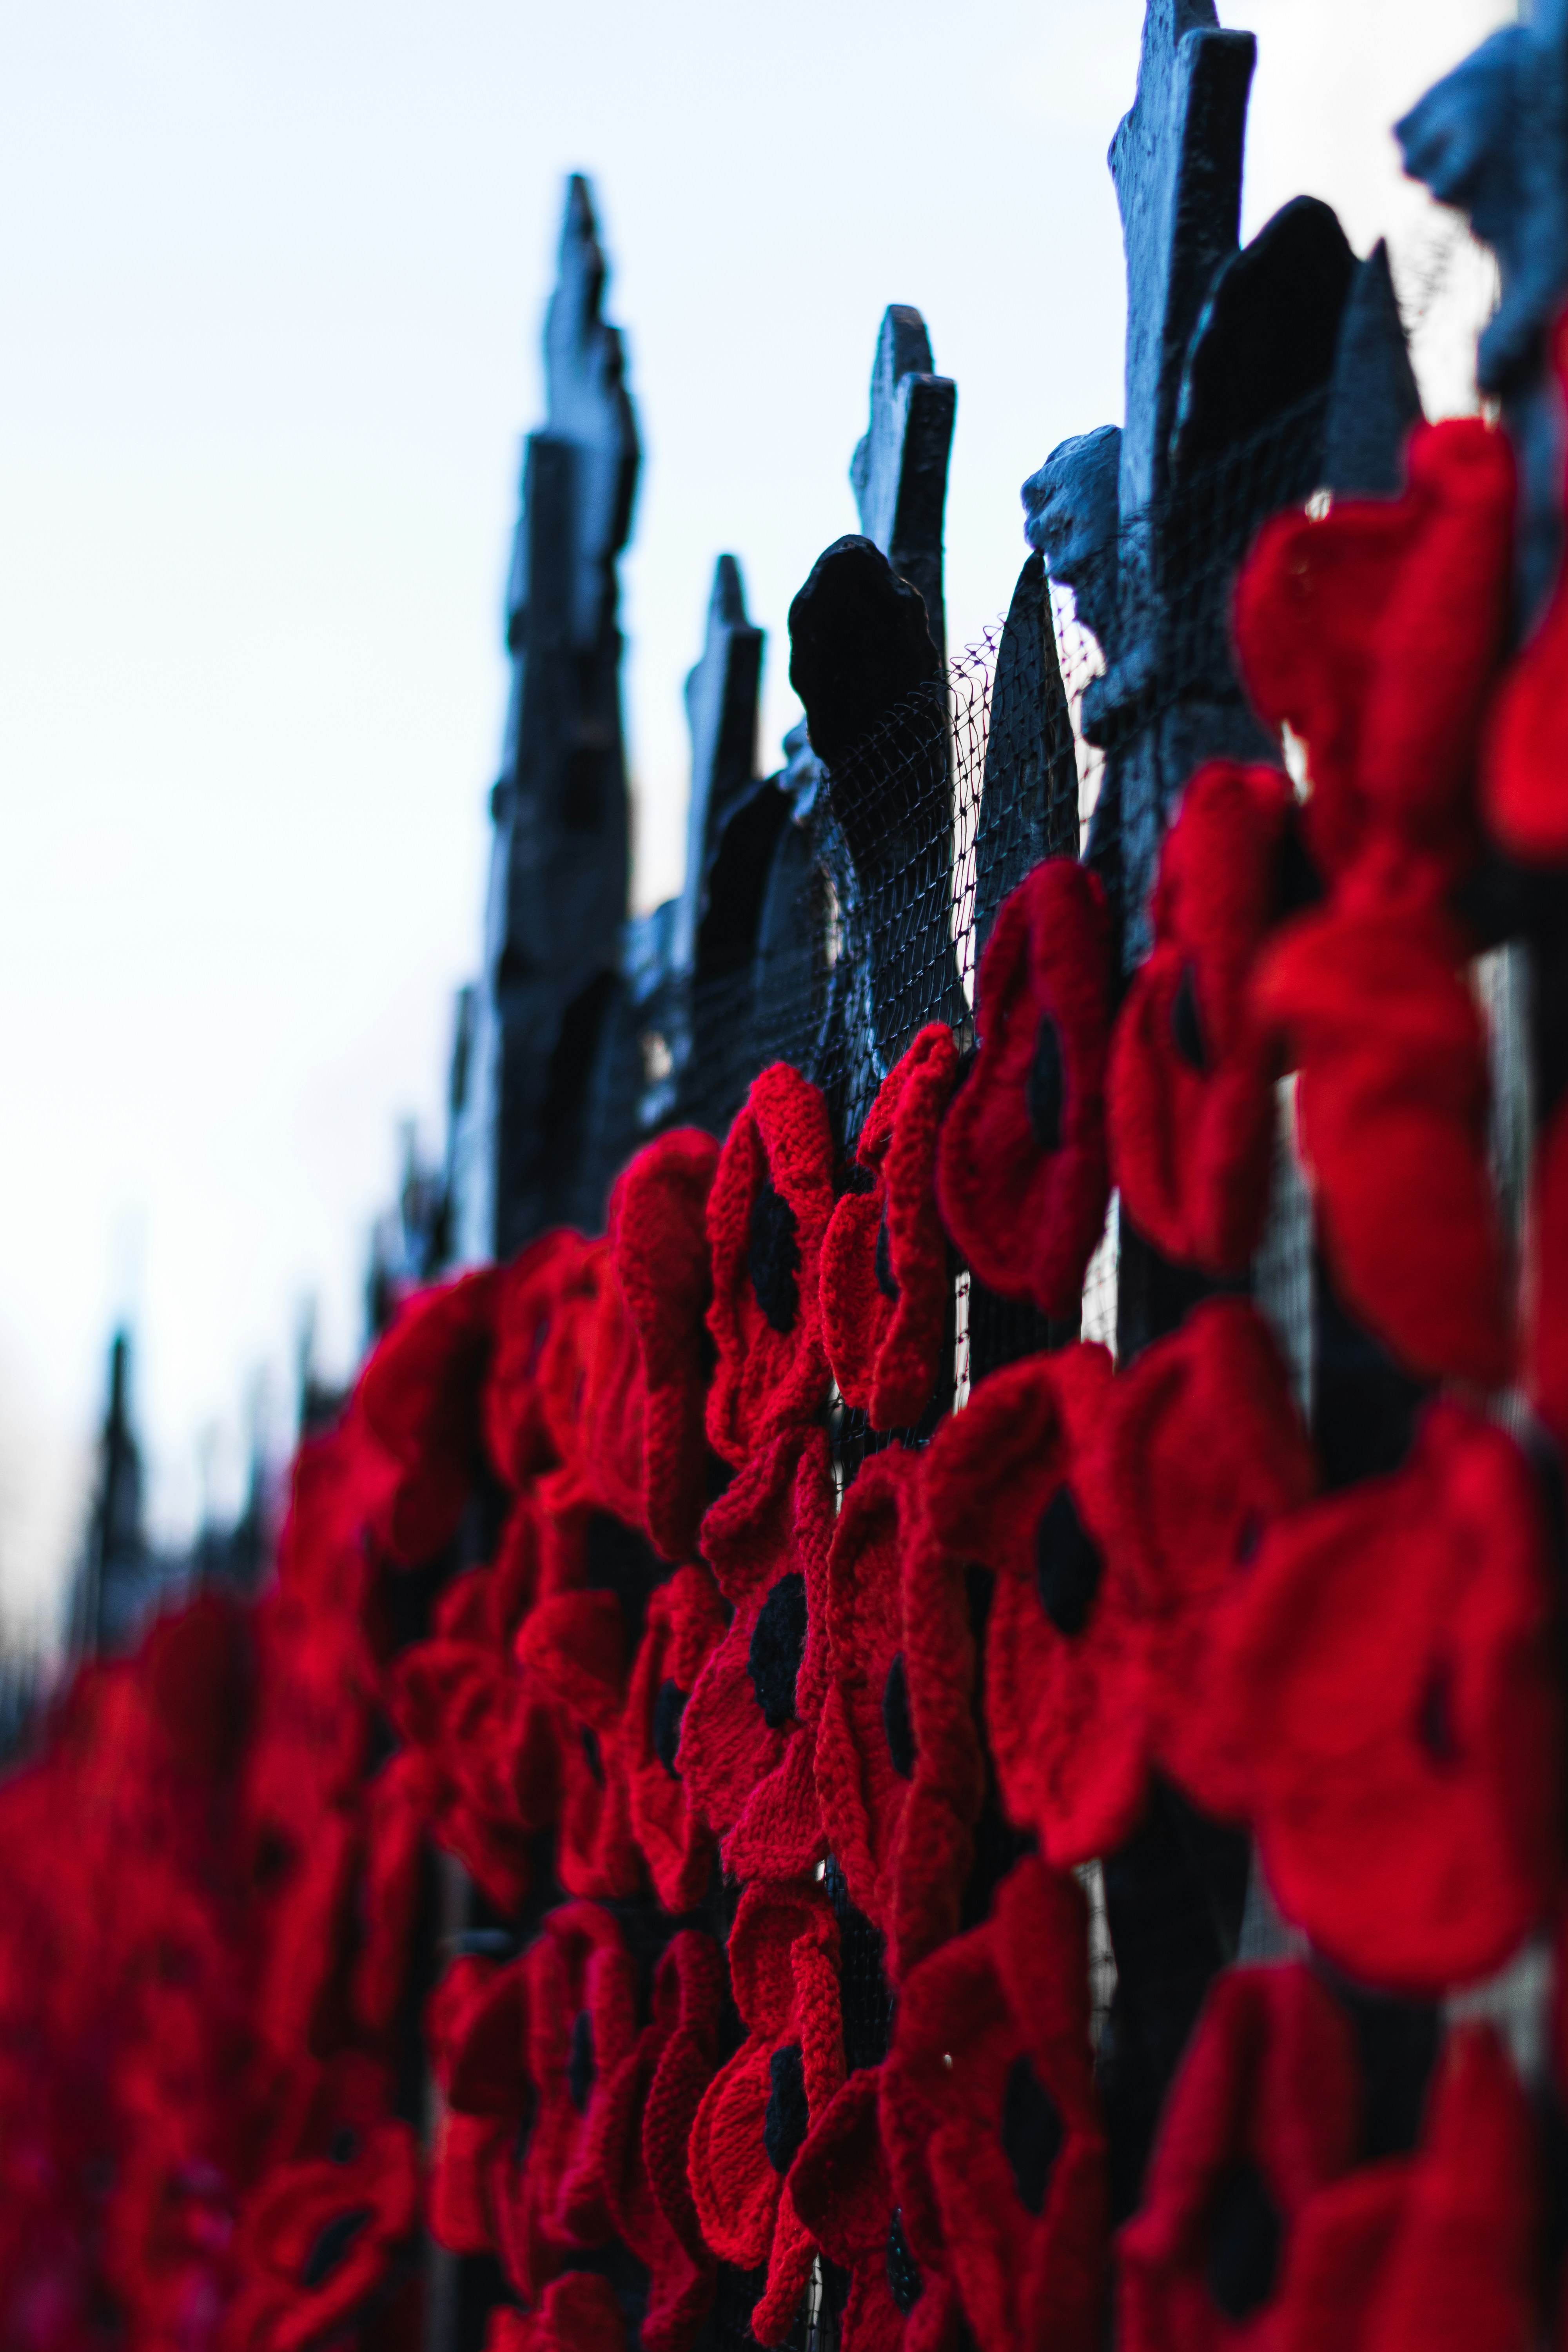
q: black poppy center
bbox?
[581,1724,605,1787]
[1206,2162,1281,2321]
[749,1181,800,1334]
[748,1572,807,1730]
[1034,1486,1103,1637]
[1234,1509,1265,1566]
[1417,1661,1461,1766]
[874,1213,900,1302]
[886,2208,924,2313]
[1172,961,1207,1071]
[652,1677,688,1779]
[328,2127,359,2165]
[763,2041,810,2175]
[301,2207,373,2290]
[882,1651,915,1780]
[1002,2052,1063,2217]
[568,2008,595,2114]
[1026,1010,1066,1151]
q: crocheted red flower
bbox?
[350,1746,435,2039]
[935,859,1112,1317]
[1116,1963,1361,2350]
[1233,415,1515,884]
[1484,318,1568,858]
[356,1267,497,1565]
[255,1802,360,2067]
[881,1856,1107,2352]
[1092,1298,1317,1822]
[1280,2024,1538,2352]
[688,1879,845,2347]
[821,1024,962,1430]
[584,1929,724,2352]
[814,1445,926,1944]
[791,2065,965,2352]
[622,1564,726,1912]
[517,1592,642,1900]
[486,2274,628,2352]
[592,1127,720,1560]
[426,1953,527,2261]
[483,1229,597,1490]
[921,1342,1138,1867]
[493,1902,639,2303]
[705,1062,836,1466]
[1109,762,1291,1274]
[389,1632,548,1916]
[677,1426,834,1882]
[223,2116,420,2352]
[1254,898,1513,1389]
[1210,1399,1561,1994]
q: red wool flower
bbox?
[622,1564,726,1913]
[584,1929,724,2352]
[1092,1298,1317,1822]
[1254,897,1513,1389]
[426,1954,527,2262]
[1483,313,1568,860]
[821,1024,962,1430]
[704,1062,837,1466]
[223,2116,420,2352]
[485,2274,628,2352]
[920,1342,1140,1868]
[592,1126,721,1561]
[677,1426,835,1882]
[881,1856,1107,2352]
[517,1591,642,1900]
[813,1445,927,1945]
[1209,1399,1561,1994]
[1116,1964,1361,2351]
[355,1267,498,1566]
[1109,762,1292,1274]
[687,1880,845,2347]
[350,1746,437,2039]
[1233,415,1515,885]
[1282,2024,1539,2352]
[254,1803,361,2069]
[389,1632,550,1917]
[935,858,1112,1318]
[791,2065,965,2352]
[484,1229,598,1491]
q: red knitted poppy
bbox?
[485,2273,628,2352]
[492,1903,639,2304]
[791,2065,965,2352]
[688,1879,845,2347]
[484,1230,597,1490]
[255,1803,360,2068]
[881,1856,1107,2352]
[537,1241,613,1486]
[622,1564,726,1913]
[678,1426,834,1882]
[814,1445,926,1945]
[223,2116,420,2352]
[936,859,1112,1316]
[821,1024,962,1430]
[516,1592,642,1900]
[920,1343,1140,1867]
[356,1267,497,1566]
[1091,1298,1317,1822]
[426,1954,527,2263]
[1254,898,1513,1390]
[1282,2024,1539,2352]
[1109,762,1291,1275]
[705,1063,836,1466]
[582,1929,724,2352]
[597,1127,721,1560]
[350,1746,434,2039]
[1210,1400,1560,1994]
[1233,416,1515,884]
[389,1633,548,1916]
[1116,1964,1361,2351]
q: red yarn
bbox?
[426,1955,528,2263]
[881,1857,1107,2352]
[705,1062,836,1466]
[622,1563,725,1911]
[936,860,1113,1316]
[1117,1964,1361,2351]
[1233,416,1515,884]
[485,2273,628,2352]
[1254,898,1514,1389]
[355,1268,497,1567]
[687,1879,845,2347]
[1109,762,1291,1274]
[1484,314,1568,858]
[517,1592,643,1901]
[678,1427,834,1882]
[390,1630,549,1917]
[1210,1399,1561,1994]
[222,2114,420,2352]
[790,2066,965,2352]
[920,1343,1142,1868]
[821,1024,962,1430]
[1092,1298,1317,1822]
[484,1230,597,1490]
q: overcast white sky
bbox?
[0,0,1517,1635]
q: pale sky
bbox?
[0,0,1517,1636]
